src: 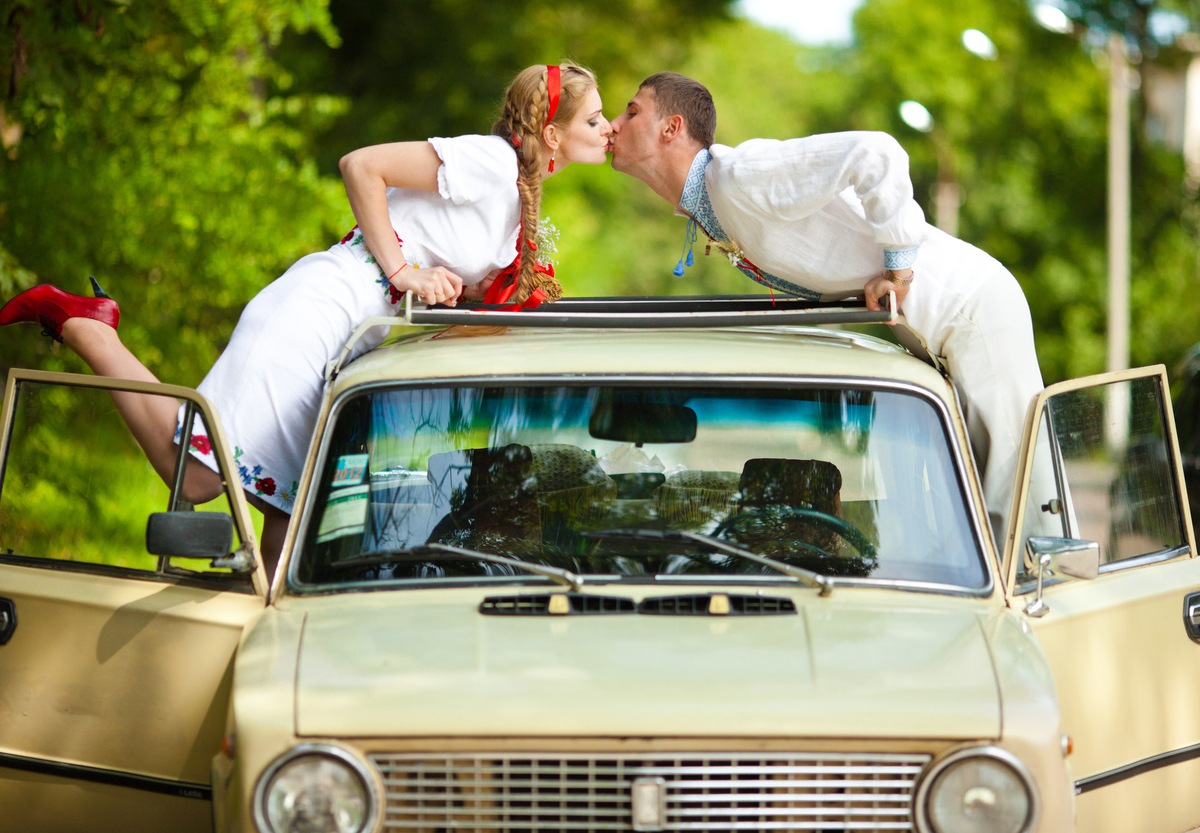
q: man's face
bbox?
[608,87,665,175]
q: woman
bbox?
[0,63,611,575]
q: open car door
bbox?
[1005,365,1200,833]
[0,370,269,833]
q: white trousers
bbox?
[903,232,1045,546]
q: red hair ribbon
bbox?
[482,260,553,311]
[544,65,561,126]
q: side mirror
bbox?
[1023,536,1100,618]
[147,511,234,559]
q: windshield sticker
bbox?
[316,483,368,543]
[331,454,369,489]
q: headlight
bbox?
[253,744,380,833]
[916,747,1038,833]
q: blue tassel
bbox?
[673,218,698,277]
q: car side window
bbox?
[0,375,249,580]
[1018,374,1188,582]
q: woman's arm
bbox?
[339,141,463,305]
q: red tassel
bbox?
[548,156,555,173]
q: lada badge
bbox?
[631,776,667,831]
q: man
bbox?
[608,71,1045,546]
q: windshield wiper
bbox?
[583,528,834,596]
[331,543,584,592]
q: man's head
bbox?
[609,72,715,188]
[636,72,716,147]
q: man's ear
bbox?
[661,114,686,143]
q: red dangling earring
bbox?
[548,153,556,173]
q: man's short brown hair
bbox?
[639,72,716,148]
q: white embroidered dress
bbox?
[182,134,521,512]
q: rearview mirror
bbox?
[589,398,697,445]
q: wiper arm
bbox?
[583,528,834,596]
[331,543,584,592]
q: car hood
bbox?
[292,591,1001,739]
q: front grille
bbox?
[369,752,928,831]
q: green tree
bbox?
[845,0,1199,383]
[275,0,731,170]
[0,0,346,383]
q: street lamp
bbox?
[897,29,1000,237]
[899,100,960,236]
[1033,2,1132,447]
[962,28,999,60]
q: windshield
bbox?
[294,382,985,591]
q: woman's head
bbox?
[494,63,600,166]
[491,63,605,304]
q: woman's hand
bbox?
[865,269,913,316]
[393,265,464,307]
[459,269,501,302]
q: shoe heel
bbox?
[89,276,112,300]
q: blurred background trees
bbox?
[1,0,1197,389]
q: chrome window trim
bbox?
[289,373,992,597]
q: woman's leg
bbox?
[258,506,290,580]
[60,317,225,504]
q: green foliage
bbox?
[0,0,1197,452]
[274,0,731,166]
[838,0,1199,382]
[0,0,347,383]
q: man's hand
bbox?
[865,269,913,317]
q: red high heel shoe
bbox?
[0,277,120,343]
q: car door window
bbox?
[1017,372,1189,583]
[0,373,251,581]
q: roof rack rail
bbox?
[325,291,944,380]
[402,291,897,329]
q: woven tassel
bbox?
[673,218,698,277]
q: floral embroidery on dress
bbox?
[234,447,296,508]
[174,423,215,459]
[340,225,413,306]
[172,428,295,508]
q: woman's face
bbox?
[554,87,611,168]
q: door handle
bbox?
[0,597,15,645]
[1184,592,1200,642]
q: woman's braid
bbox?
[492,63,597,303]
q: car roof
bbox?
[330,295,951,397]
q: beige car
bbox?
[0,295,1197,833]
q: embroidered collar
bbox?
[678,148,731,244]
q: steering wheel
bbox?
[716,505,878,576]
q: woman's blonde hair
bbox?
[492,62,598,303]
